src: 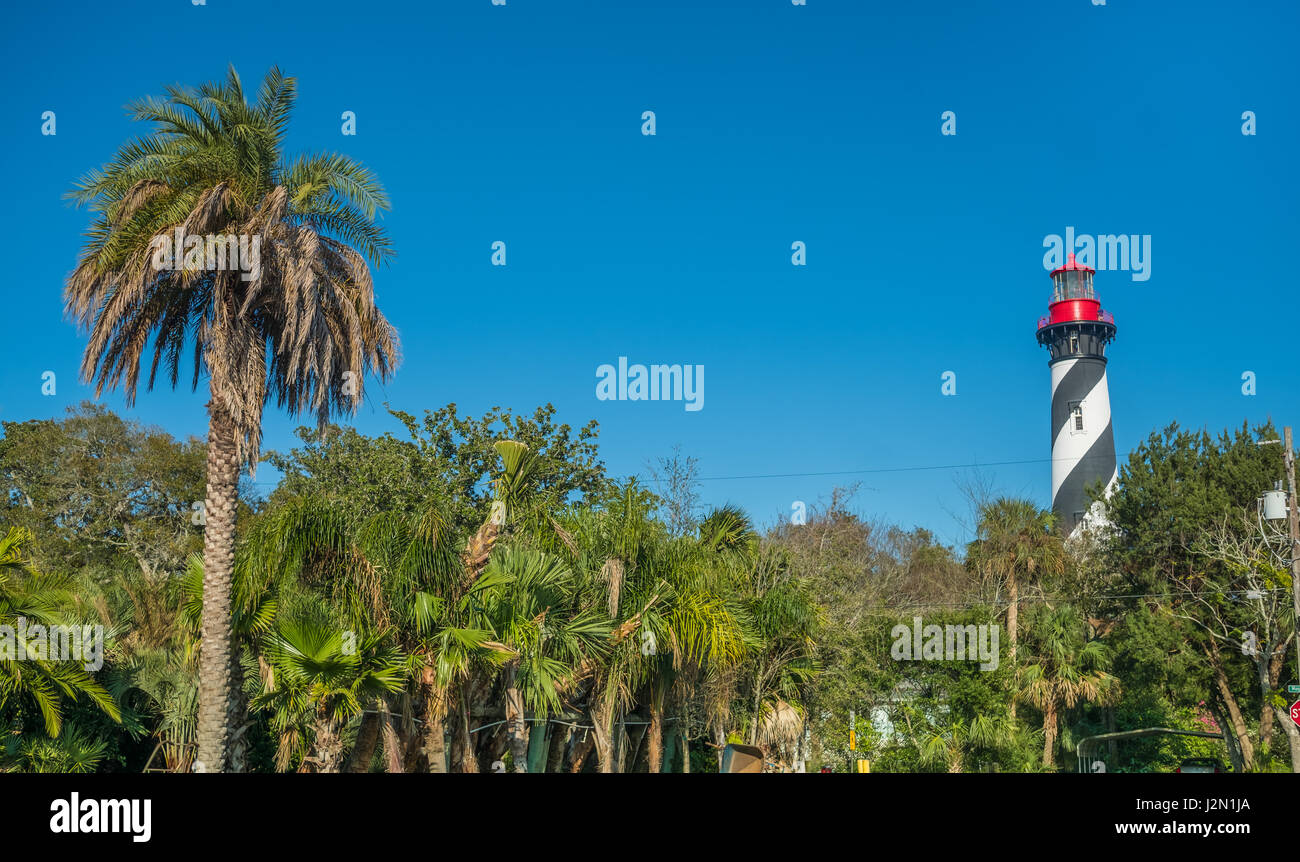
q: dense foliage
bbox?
[2,403,1294,772]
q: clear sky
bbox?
[2,0,1296,548]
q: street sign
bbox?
[1287,685,1300,694]
[1291,700,1300,729]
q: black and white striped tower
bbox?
[1035,253,1118,533]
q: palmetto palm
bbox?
[965,498,1064,663]
[243,440,545,772]
[1,726,109,774]
[251,617,406,772]
[917,713,1014,774]
[639,532,748,772]
[0,527,120,738]
[129,647,199,773]
[240,494,459,771]
[479,546,609,771]
[550,496,753,772]
[553,484,666,771]
[65,66,399,771]
[1017,605,1120,769]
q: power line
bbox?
[849,588,1291,616]
[242,453,1117,487]
[692,457,1048,482]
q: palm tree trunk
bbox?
[647,684,665,773]
[591,695,616,773]
[314,715,347,773]
[347,710,381,773]
[681,729,691,773]
[419,680,446,773]
[546,724,571,773]
[1007,573,1018,720]
[226,650,250,773]
[1042,700,1058,768]
[424,714,447,773]
[196,403,239,773]
[452,683,479,773]
[380,695,406,773]
[504,661,528,771]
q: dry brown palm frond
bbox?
[755,699,803,756]
[461,520,499,587]
[113,179,171,226]
[601,558,624,618]
[65,161,399,472]
[180,183,236,237]
[550,517,578,556]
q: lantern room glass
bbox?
[1051,269,1094,303]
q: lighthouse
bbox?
[1035,253,1117,533]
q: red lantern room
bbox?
[1036,253,1117,362]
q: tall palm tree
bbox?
[965,498,1064,664]
[64,66,399,771]
[1018,605,1120,769]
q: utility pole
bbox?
[1286,427,1300,686]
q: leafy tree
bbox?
[267,403,610,535]
[1102,421,1285,771]
[0,402,208,578]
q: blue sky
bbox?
[2,0,1296,548]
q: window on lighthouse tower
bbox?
[1070,401,1084,432]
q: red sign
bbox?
[1290,700,1300,729]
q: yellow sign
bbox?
[856,759,870,773]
